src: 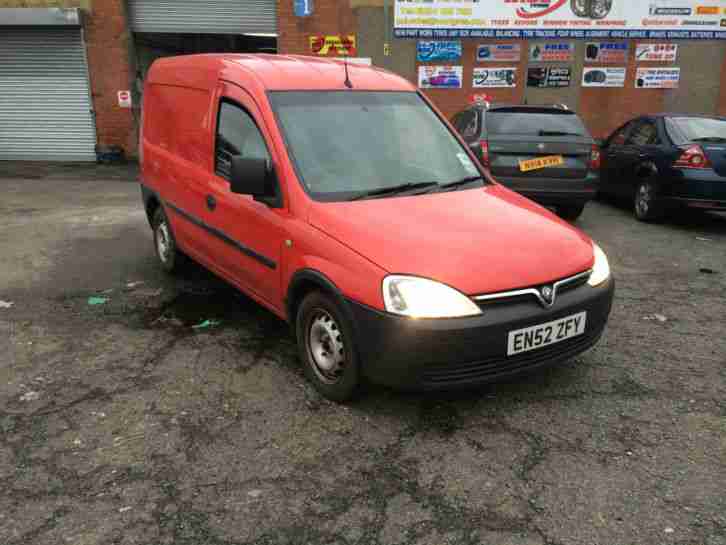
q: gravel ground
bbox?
[1,165,725,545]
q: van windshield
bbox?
[269,91,484,201]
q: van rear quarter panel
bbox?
[142,82,215,255]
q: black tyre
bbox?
[296,291,360,402]
[571,0,589,17]
[589,0,613,19]
[152,207,183,273]
[557,203,585,221]
[634,179,663,222]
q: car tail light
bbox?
[479,140,490,167]
[674,145,711,170]
[589,144,601,170]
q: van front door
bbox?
[202,83,286,313]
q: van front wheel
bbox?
[296,291,360,402]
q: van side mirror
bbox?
[230,156,281,207]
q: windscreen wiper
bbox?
[436,176,484,192]
[692,137,726,143]
[538,130,584,137]
[350,182,439,201]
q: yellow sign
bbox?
[310,35,356,56]
[519,155,565,172]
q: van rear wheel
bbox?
[296,291,360,402]
[152,207,183,273]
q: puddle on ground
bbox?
[140,279,289,342]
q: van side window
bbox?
[215,101,270,180]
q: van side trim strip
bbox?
[163,200,277,270]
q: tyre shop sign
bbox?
[309,35,356,56]
[582,67,626,87]
[418,66,463,89]
[527,67,572,88]
[476,44,522,62]
[635,68,681,88]
[529,42,574,62]
[417,41,462,61]
[394,0,726,39]
[635,44,678,62]
[473,68,517,88]
[585,42,628,63]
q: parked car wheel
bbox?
[152,207,183,273]
[296,291,360,402]
[634,179,663,222]
[557,203,585,221]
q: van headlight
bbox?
[382,275,482,319]
[587,243,611,287]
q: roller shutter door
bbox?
[127,0,277,35]
[0,27,96,162]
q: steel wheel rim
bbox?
[307,309,345,384]
[156,221,172,263]
[636,183,652,217]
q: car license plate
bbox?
[519,155,564,172]
[507,312,587,356]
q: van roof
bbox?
[147,54,415,92]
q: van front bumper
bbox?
[346,278,614,390]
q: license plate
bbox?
[519,155,564,172]
[507,311,587,356]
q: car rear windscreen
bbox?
[667,117,726,142]
[486,109,588,137]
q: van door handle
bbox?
[206,195,216,211]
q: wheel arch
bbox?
[285,269,347,325]
[141,185,161,228]
[635,161,658,180]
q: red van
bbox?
[140,54,614,401]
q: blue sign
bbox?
[294,0,313,17]
[416,41,462,62]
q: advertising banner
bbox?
[582,67,626,87]
[416,41,462,62]
[476,44,522,62]
[635,67,681,88]
[473,67,518,88]
[418,65,463,89]
[529,42,574,62]
[584,42,628,63]
[635,44,679,62]
[310,35,356,56]
[394,0,726,40]
[527,67,572,88]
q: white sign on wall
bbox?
[635,44,678,62]
[635,68,681,88]
[418,66,463,89]
[473,68,517,88]
[117,90,132,108]
[582,67,626,88]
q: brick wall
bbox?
[277,0,356,56]
[84,0,136,155]
[419,39,526,122]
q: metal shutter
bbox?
[0,27,96,161]
[127,0,277,35]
